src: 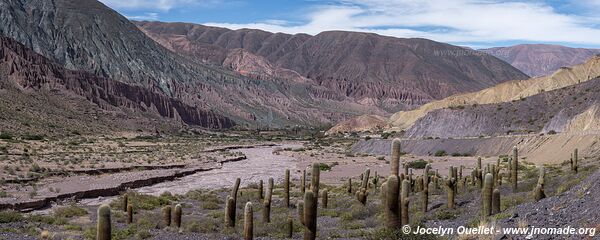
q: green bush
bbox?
[434,150,447,157]
[0,133,12,140]
[0,210,23,223]
[406,159,428,169]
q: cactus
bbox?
[244,202,253,240]
[421,184,429,212]
[258,180,263,201]
[225,196,235,227]
[231,178,241,201]
[482,173,493,217]
[361,169,370,190]
[573,148,578,173]
[287,216,294,238]
[383,175,400,228]
[372,171,379,188]
[347,178,352,194]
[298,201,304,226]
[534,167,546,201]
[301,169,306,194]
[391,138,401,176]
[477,157,482,170]
[404,164,409,176]
[356,187,368,205]
[445,177,456,209]
[322,189,328,208]
[123,193,128,212]
[126,204,133,224]
[303,191,317,240]
[162,206,172,227]
[263,177,274,223]
[174,204,182,228]
[285,169,290,208]
[401,179,410,226]
[492,189,500,215]
[311,164,320,198]
[96,204,111,240]
[512,146,518,192]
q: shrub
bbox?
[406,159,428,169]
[0,133,12,140]
[434,150,447,157]
[0,210,23,223]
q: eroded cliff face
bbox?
[0,36,234,129]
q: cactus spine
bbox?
[162,205,171,227]
[401,179,410,226]
[303,191,317,240]
[174,204,182,228]
[492,189,500,215]
[244,202,253,240]
[391,139,401,176]
[126,204,133,224]
[482,173,493,217]
[284,169,290,208]
[263,177,274,223]
[225,196,235,227]
[534,166,546,201]
[97,204,111,240]
[512,146,518,192]
[322,189,328,208]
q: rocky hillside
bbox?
[405,77,600,138]
[136,21,529,112]
[483,44,600,77]
[388,56,600,131]
[0,36,234,134]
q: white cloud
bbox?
[126,12,160,21]
[98,0,219,11]
[204,0,600,47]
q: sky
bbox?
[98,0,600,49]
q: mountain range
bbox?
[1,0,599,135]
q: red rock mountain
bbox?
[136,21,529,112]
[0,36,234,133]
[482,44,600,77]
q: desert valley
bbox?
[0,0,600,239]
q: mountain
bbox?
[0,0,528,129]
[482,44,600,77]
[0,36,233,135]
[136,21,528,112]
[388,56,600,131]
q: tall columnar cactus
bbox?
[458,166,463,181]
[404,164,409,176]
[301,169,306,194]
[232,178,241,202]
[126,204,133,224]
[482,173,493,217]
[401,179,410,226]
[97,204,111,240]
[391,138,401,176]
[445,177,456,209]
[383,175,400,228]
[476,168,483,189]
[263,177,274,223]
[372,171,379,188]
[174,204,182,228]
[303,191,317,240]
[123,193,128,212]
[322,189,328,208]
[361,169,370,190]
[225,196,235,227]
[490,164,496,188]
[534,166,546,201]
[512,146,518,192]
[244,202,253,240]
[162,205,172,227]
[298,201,304,226]
[477,157,482,170]
[421,183,429,212]
[284,169,290,208]
[356,187,368,205]
[492,189,500,215]
[259,180,264,201]
[287,216,294,238]
[311,164,320,199]
[573,148,579,173]
[347,178,352,194]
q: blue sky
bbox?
[98,0,600,49]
